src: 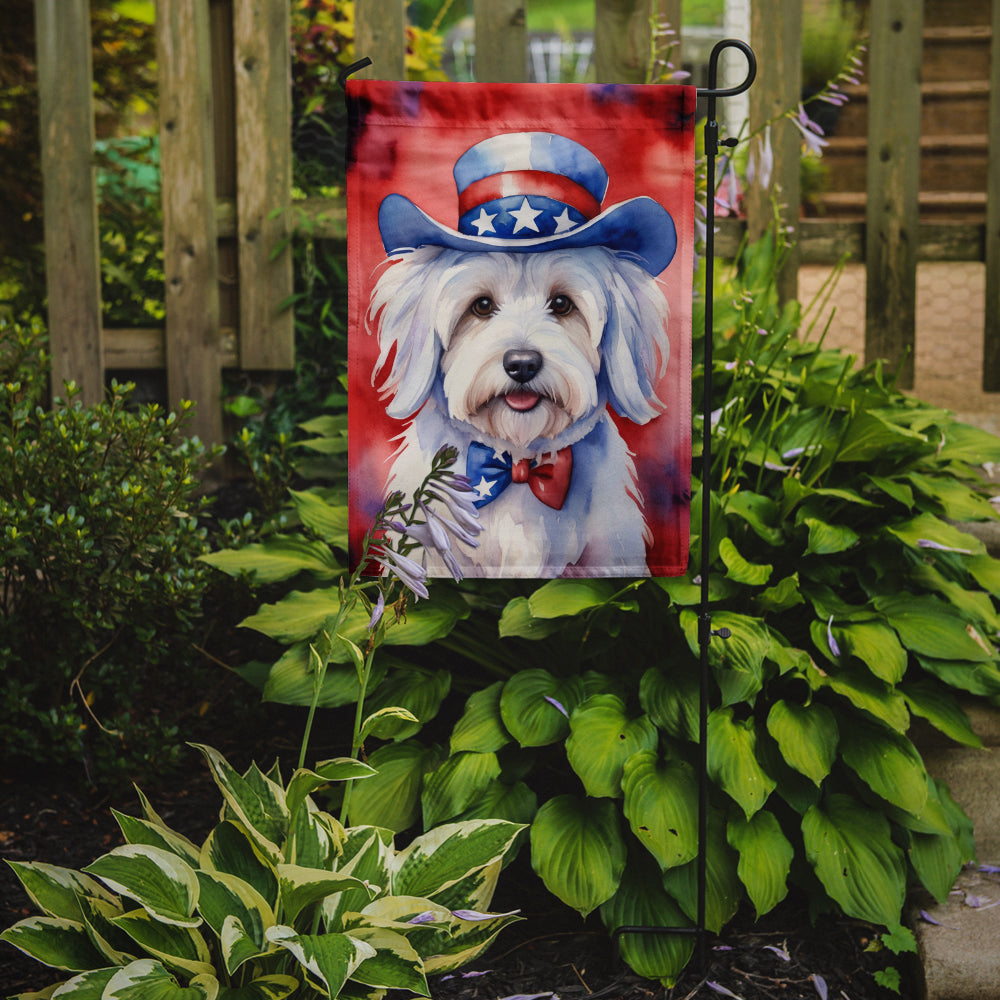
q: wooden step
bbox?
[922,0,992,28]
[812,189,987,222]
[922,25,993,83]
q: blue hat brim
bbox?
[377,193,677,276]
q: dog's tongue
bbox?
[505,390,540,411]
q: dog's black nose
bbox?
[503,349,543,384]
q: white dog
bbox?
[367,244,671,577]
[363,130,679,577]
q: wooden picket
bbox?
[30,0,1000,447]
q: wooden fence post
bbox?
[157,0,223,445]
[233,0,294,370]
[746,0,801,305]
[474,0,527,82]
[593,0,662,84]
[34,0,104,405]
[864,0,923,389]
[983,0,1000,390]
[354,0,407,80]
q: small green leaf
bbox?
[499,670,584,747]
[727,811,793,917]
[803,517,859,556]
[901,680,982,748]
[526,579,618,618]
[875,594,994,662]
[200,536,342,584]
[498,596,564,639]
[346,740,441,832]
[718,537,773,585]
[287,489,348,544]
[839,718,929,817]
[450,682,511,754]
[707,708,776,819]
[639,664,699,743]
[765,700,838,786]
[421,751,502,828]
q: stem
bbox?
[340,644,376,826]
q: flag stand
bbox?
[611,38,756,972]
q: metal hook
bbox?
[337,57,373,90]
[697,38,757,100]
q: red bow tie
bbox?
[467,443,573,510]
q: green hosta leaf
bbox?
[421,751,502,828]
[287,488,348,544]
[639,664,699,742]
[103,959,218,999]
[707,708,776,819]
[526,578,618,617]
[886,512,985,557]
[755,573,805,614]
[901,680,982,748]
[191,746,287,863]
[916,655,1000,697]
[865,474,914,509]
[359,706,421,742]
[724,490,784,545]
[803,517,859,556]
[347,740,442,832]
[362,667,451,740]
[839,718,929,816]
[875,594,995,662]
[200,822,278,910]
[0,916,107,971]
[765,700,838,786]
[655,572,737,606]
[345,926,428,994]
[260,643,386,709]
[277,865,374,925]
[450,682,511,754]
[265,926,375,997]
[499,670,584,747]
[802,793,906,926]
[727,811,793,918]
[497,596,564,639]
[680,610,770,706]
[216,975,299,999]
[565,695,658,798]
[661,810,741,933]
[195,871,273,974]
[599,853,694,987]
[392,820,524,900]
[621,751,699,870]
[111,908,214,978]
[530,795,626,917]
[4,862,118,922]
[909,828,965,905]
[911,562,1000,633]
[906,472,998,522]
[453,779,538,827]
[83,846,200,928]
[835,621,907,684]
[809,661,910,732]
[835,410,927,463]
[966,553,1000,597]
[200,535,342,584]
[112,812,201,868]
[935,421,1000,464]
[718,537,772,585]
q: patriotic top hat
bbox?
[377,131,677,277]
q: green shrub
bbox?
[0,317,220,783]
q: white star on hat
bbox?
[552,208,577,233]
[471,208,497,235]
[509,197,543,234]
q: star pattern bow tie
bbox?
[467,442,573,510]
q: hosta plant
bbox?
[1,744,523,999]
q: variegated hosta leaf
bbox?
[214,974,300,1000]
[276,864,376,925]
[529,795,626,917]
[0,916,107,971]
[421,751,501,829]
[265,926,376,998]
[83,846,200,928]
[706,707,776,819]
[499,669,585,747]
[621,751,699,871]
[191,745,288,863]
[765,700,838,786]
[200,822,278,910]
[77,894,136,966]
[599,853,694,987]
[102,958,218,999]
[112,811,201,868]
[110,908,214,979]
[421,906,523,975]
[44,966,118,997]
[802,793,906,926]
[391,820,524,901]
[727,810,793,917]
[285,760,375,824]
[195,871,274,974]
[565,695,658,799]
[288,801,343,870]
[344,926,429,995]
[838,718,929,817]
[450,681,511,754]
[4,861,118,922]
[323,829,393,931]
[347,740,442,832]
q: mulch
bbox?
[1,743,914,1000]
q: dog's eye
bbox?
[470,296,495,318]
[549,294,574,316]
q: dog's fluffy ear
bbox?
[367,248,445,419]
[600,257,671,424]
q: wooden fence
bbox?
[33,0,1000,444]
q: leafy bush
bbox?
[0,317,220,783]
[1,743,524,998]
[212,232,1000,985]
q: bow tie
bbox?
[467,442,573,510]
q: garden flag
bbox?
[347,80,695,578]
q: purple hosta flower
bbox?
[827,616,841,658]
[917,538,973,555]
[407,911,438,925]
[367,590,385,631]
[812,974,828,1000]
[373,543,429,600]
[707,983,742,999]
[544,695,569,718]
[451,908,521,921]
[715,158,741,215]
[791,104,829,156]
[979,864,1000,874]
[496,994,558,1000]
[746,124,774,191]
[441,970,493,981]
[919,909,958,929]
[763,944,791,962]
